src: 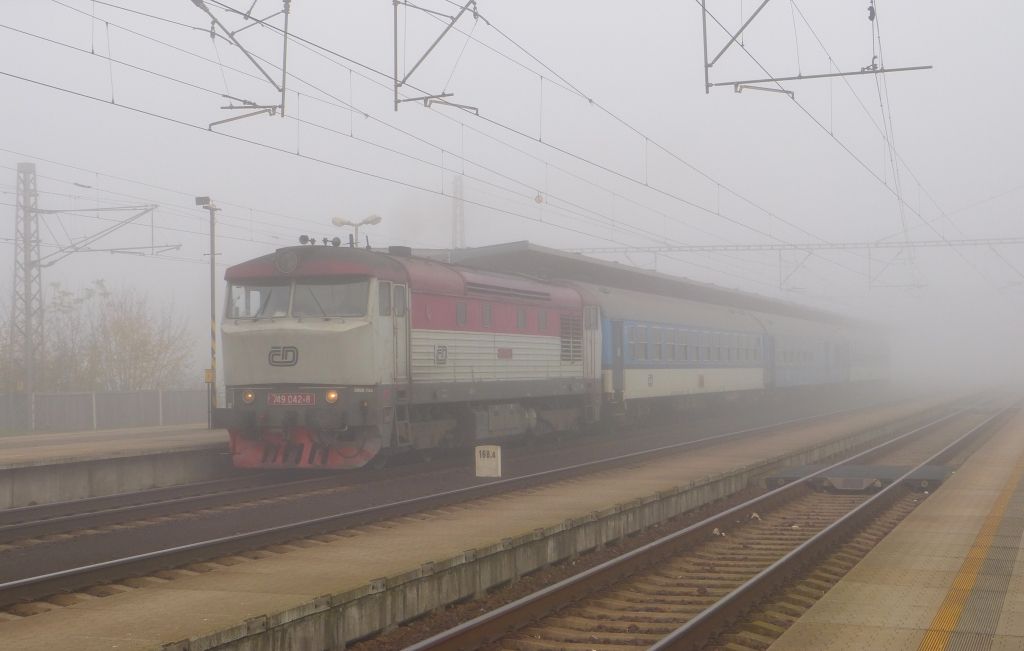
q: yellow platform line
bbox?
[917,440,1024,650]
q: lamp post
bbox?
[195,196,220,427]
[331,214,382,247]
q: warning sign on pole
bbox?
[475,445,502,478]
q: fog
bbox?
[2,0,1022,394]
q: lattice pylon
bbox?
[10,162,42,392]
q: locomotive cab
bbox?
[222,246,410,468]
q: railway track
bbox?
[402,400,1013,651]
[0,397,944,611]
[0,398,865,544]
[0,398,903,548]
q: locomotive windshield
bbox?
[226,278,370,319]
[228,282,291,319]
[292,278,369,317]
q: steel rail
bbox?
[0,400,922,607]
[403,402,995,651]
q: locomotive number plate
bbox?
[267,392,315,406]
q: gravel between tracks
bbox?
[348,486,767,651]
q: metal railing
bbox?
[0,389,207,433]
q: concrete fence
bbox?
[0,389,207,433]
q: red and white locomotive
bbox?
[222,243,600,469]
[221,241,886,469]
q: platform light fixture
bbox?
[332,214,382,247]
[196,195,221,427]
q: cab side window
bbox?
[393,285,407,317]
[379,281,392,315]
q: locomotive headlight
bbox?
[242,390,256,404]
[325,389,340,404]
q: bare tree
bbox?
[36,281,194,391]
[87,286,192,391]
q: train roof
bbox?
[224,241,875,329]
[447,241,871,329]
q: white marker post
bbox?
[475,445,502,478]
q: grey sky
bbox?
[2,1,1022,386]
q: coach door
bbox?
[611,320,624,401]
[392,284,411,446]
[583,306,601,380]
[393,285,409,382]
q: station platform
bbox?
[0,402,928,650]
[0,425,223,469]
[772,406,1024,650]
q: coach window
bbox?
[378,281,392,316]
[393,285,407,317]
[682,332,689,362]
[636,325,647,360]
[516,307,526,329]
[538,310,548,332]
[456,302,467,327]
[627,326,636,359]
[652,328,662,360]
[482,303,492,327]
[667,330,676,361]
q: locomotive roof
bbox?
[224,245,410,283]
[223,244,580,307]
[448,241,869,328]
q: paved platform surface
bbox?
[772,407,1024,651]
[0,402,930,650]
[0,425,223,468]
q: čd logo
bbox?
[268,346,299,367]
